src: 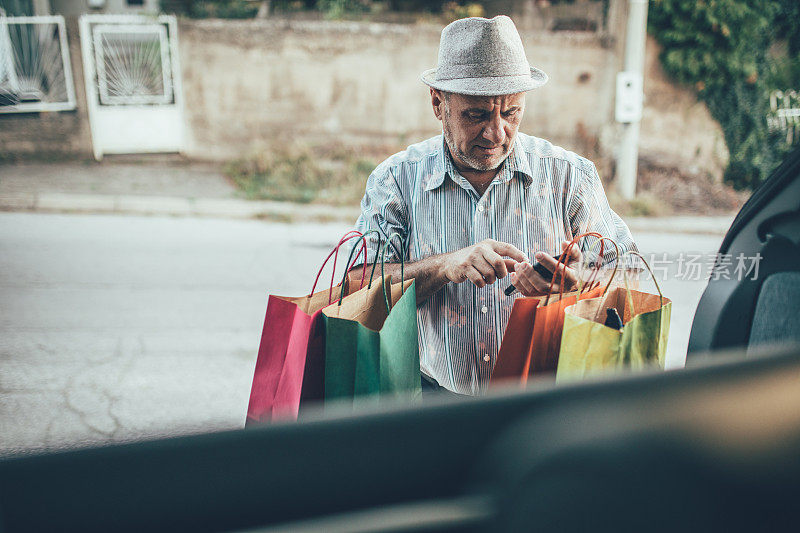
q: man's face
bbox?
[433,90,526,173]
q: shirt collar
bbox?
[424,136,533,192]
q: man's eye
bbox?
[466,111,486,120]
[503,109,519,117]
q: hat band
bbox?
[436,62,531,81]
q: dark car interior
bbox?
[2,149,799,533]
[689,146,800,354]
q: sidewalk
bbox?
[0,160,734,234]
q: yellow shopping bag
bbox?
[557,251,671,382]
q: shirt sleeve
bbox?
[567,162,639,268]
[350,164,409,269]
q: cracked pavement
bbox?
[0,212,723,457]
[0,212,355,456]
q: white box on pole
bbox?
[615,71,643,123]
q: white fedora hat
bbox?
[421,15,548,96]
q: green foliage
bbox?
[160,0,259,18]
[441,2,485,22]
[316,0,372,19]
[649,0,800,190]
[191,0,259,18]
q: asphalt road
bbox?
[0,212,724,456]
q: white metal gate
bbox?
[79,15,184,160]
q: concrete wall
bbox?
[178,19,617,161]
[638,36,728,176]
[0,9,728,178]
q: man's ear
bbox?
[430,88,444,121]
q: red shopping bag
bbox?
[491,233,619,386]
[246,231,368,424]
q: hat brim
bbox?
[420,67,548,96]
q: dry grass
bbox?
[227,145,749,217]
[224,146,379,206]
[602,157,748,217]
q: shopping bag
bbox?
[557,251,671,382]
[491,233,617,385]
[322,232,421,406]
[525,233,619,377]
[490,295,543,381]
[245,231,368,424]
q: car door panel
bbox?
[689,148,800,355]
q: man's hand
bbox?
[510,240,583,296]
[442,239,527,288]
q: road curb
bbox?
[0,192,734,235]
[1,193,361,223]
[626,216,733,236]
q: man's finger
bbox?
[489,241,527,263]
[537,251,576,277]
[559,240,582,265]
[534,252,577,291]
[483,250,511,279]
[542,256,583,292]
[534,252,559,278]
[465,266,486,288]
[474,256,497,285]
[556,265,579,290]
[517,261,553,295]
[511,263,538,296]
[528,268,554,293]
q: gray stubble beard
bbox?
[442,102,510,172]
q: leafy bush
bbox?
[161,0,260,18]
[441,1,485,22]
[316,0,373,19]
[192,0,259,18]
[649,0,800,190]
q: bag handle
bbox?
[622,250,664,315]
[591,250,664,326]
[543,232,610,304]
[307,231,366,305]
[379,233,407,313]
[328,231,371,301]
[578,236,621,296]
[545,231,599,304]
[338,229,384,307]
[573,235,605,295]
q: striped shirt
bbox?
[353,133,637,395]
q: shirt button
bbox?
[481,305,488,314]
[477,205,485,212]
[483,354,491,363]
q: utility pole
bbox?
[615,0,649,200]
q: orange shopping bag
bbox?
[491,233,619,386]
[490,295,543,381]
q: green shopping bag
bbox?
[557,251,671,382]
[321,232,421,406]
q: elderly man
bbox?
[352,15,637,395]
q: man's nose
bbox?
[482,114,506,145]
